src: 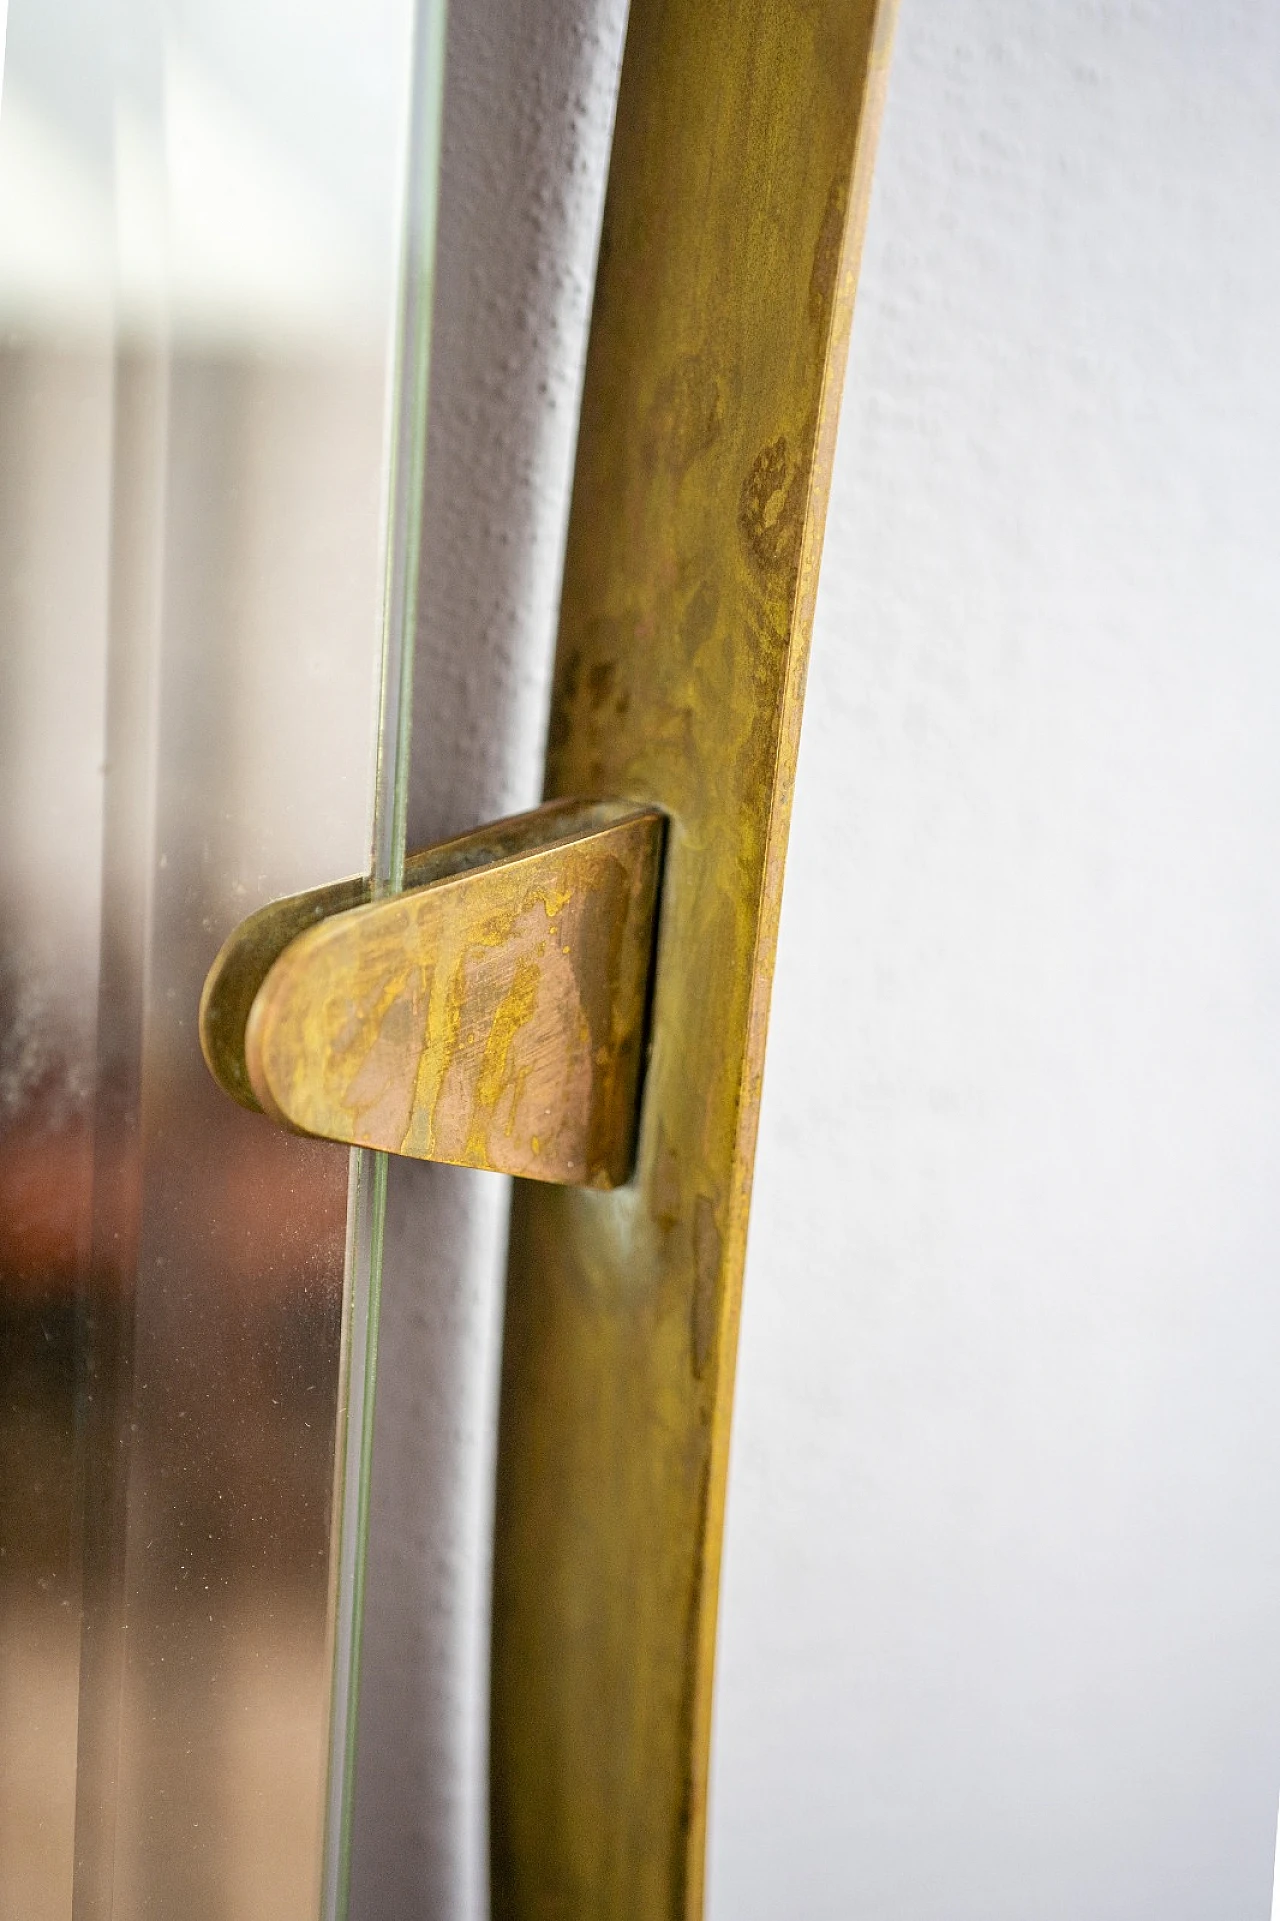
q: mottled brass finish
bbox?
[200,800,664,1188]
[491,1,898,1915]
[201,877,367,1116]
[200,798,647,1118]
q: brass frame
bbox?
[492,2,898,1914]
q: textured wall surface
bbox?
[710,3,1280,1918]
[348,1,628,1915]
[352,0,1280,1915]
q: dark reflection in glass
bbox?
[0,326,112,1918]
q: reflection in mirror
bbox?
[0,1,421,1913]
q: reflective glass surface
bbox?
[0,1,421,1912]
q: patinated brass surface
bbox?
[200,801,663,1188]
[491,1,898,1915]
[200,875,369,1115]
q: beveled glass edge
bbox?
[320,0,449,1913]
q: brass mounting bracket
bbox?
[199,798,664,1189]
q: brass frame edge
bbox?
[694,11,902,1890]
[492,3,900,1915]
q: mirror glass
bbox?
[0,1,421,1912]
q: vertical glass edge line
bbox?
[339,1153,388,1862]
[318,1149,365,1917]
[320,0,448,1915]
[373,0,448,901]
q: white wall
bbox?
[710,4,1280,1918]
[352,1,1280,1915]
